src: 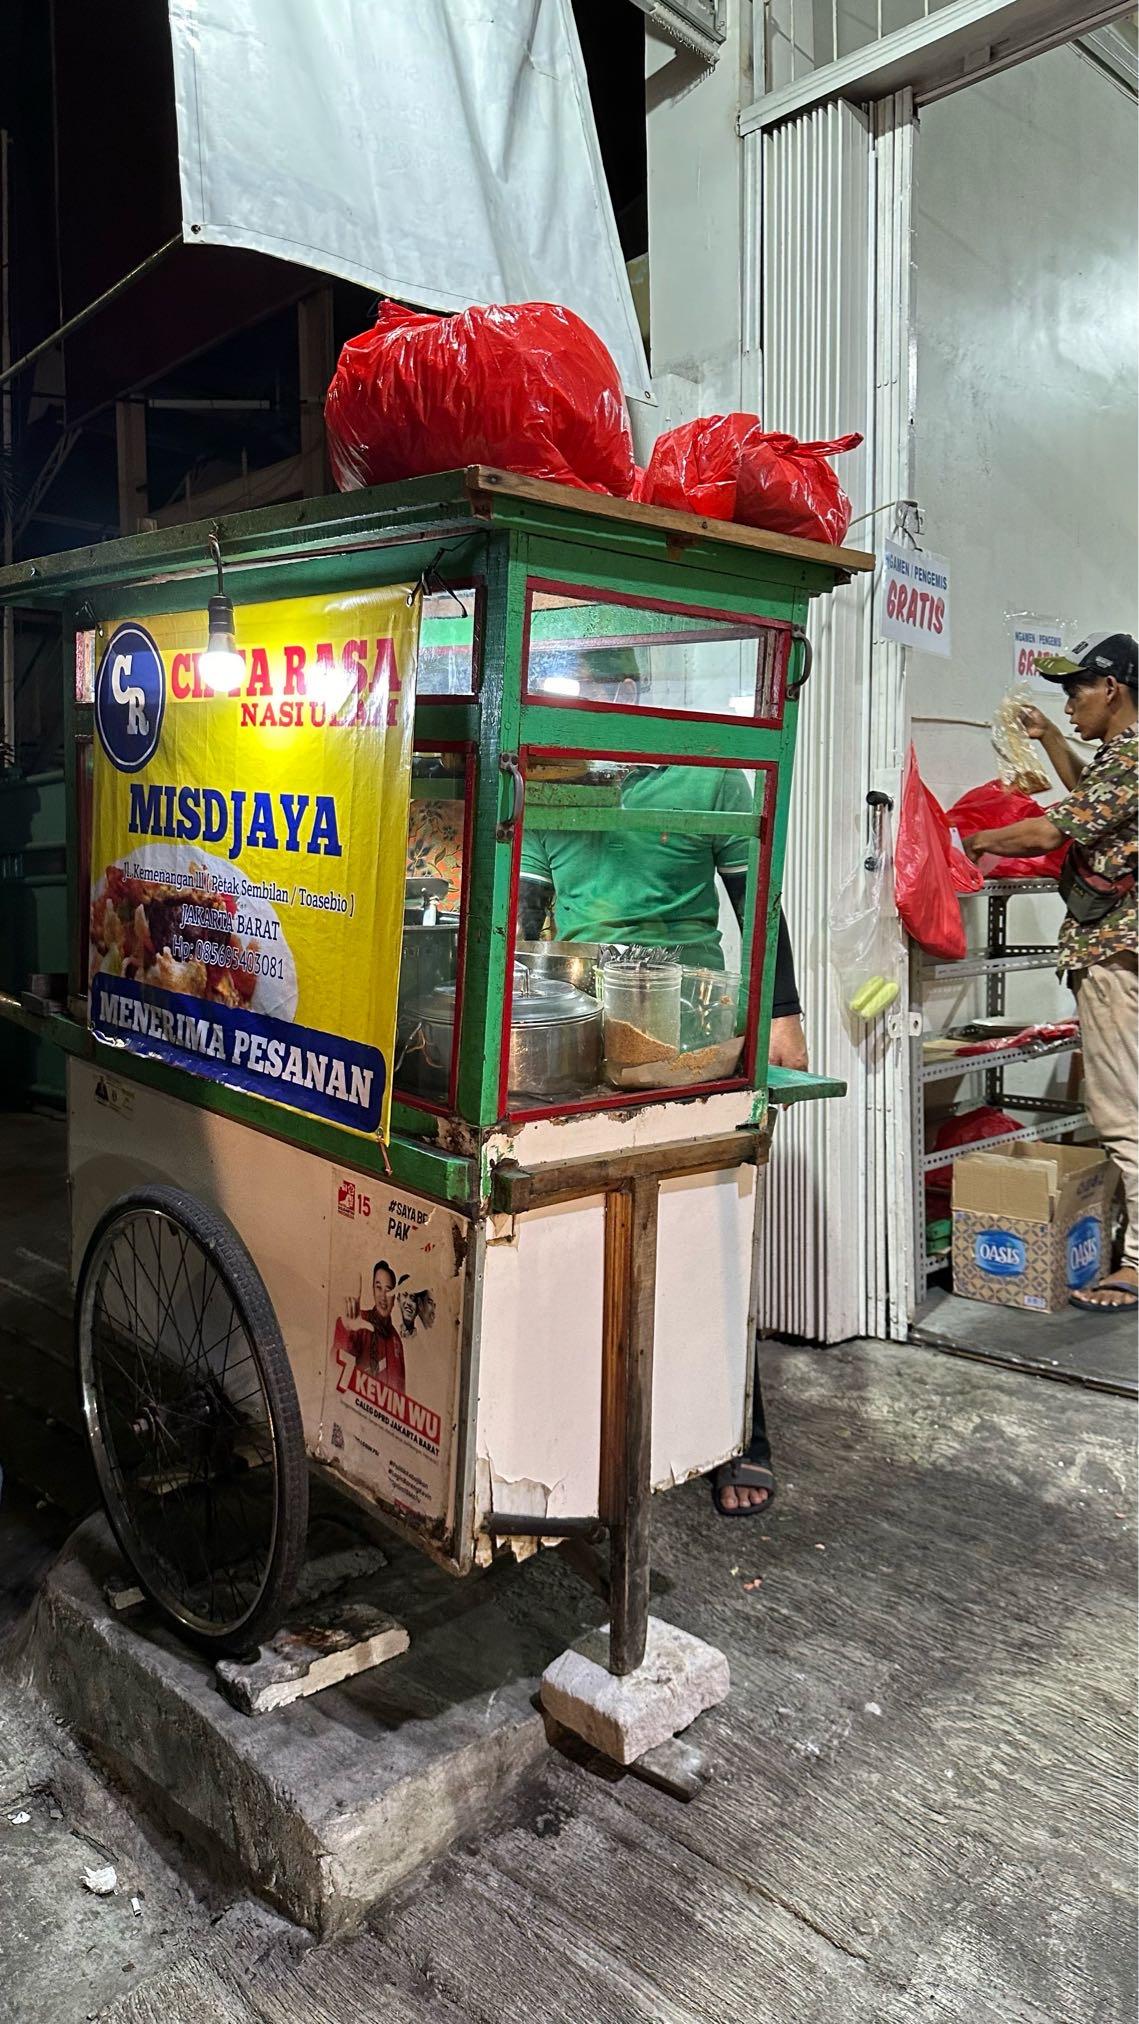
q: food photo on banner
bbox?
[88,586,420,1139]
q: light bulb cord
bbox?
[208,528,225,599]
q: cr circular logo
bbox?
[94,623,165,772]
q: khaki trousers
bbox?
[1074,953,1139,1271]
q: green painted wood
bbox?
[518,702,785,764]
[0,472,858,614]
[0,472,482,609]
[767,1065,848,1104]
[495,514,847,602]
[453,536,527,1126]
[0,996,479,1207]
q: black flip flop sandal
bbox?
[710,1448,777,1518]
[1070,1275,1139,1313]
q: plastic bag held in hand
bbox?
[325,301,637,497]
[945,779,1069,880]
[895,748,983,961]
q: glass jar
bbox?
[598,962,682,1075]
[680,968,742,1052]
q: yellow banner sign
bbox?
[89,587,420,1139]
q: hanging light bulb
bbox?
[199,529,245,694]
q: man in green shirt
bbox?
[518,652,804,1514]
[963,632,1137,1311]
[519,762,754,972]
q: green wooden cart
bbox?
[0,468,869,1672]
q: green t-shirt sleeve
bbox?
[713,770,754,875]
[519,827,554,886]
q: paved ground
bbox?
[915,1283,1137,1396]
[0,1110,1135,2022]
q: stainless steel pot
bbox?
[409,974,601,1101]
[514,940,601,997]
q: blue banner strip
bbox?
[90,973,386,1133]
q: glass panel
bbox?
[415,588,478,697]
[512,753,768,1110]
[395,749,469,1105]
[524,590,784,721]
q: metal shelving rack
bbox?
[911,878,1087,1298]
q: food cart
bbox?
[0,468,870,1677]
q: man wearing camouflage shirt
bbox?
[963,633,1138,1310]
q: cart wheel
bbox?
[76,1185,308,1657]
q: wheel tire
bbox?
[76,1184,308,1657]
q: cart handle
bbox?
[786,626,813,701]
[496,752,524,843]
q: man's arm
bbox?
[518,874,553,940]
[962,814,1064,863]
[721,875,808,1069]
[1020,705,1086,791]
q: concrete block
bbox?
[540,1616,730,1766]
[215,1601,409,1715]
[17,1513,600,1934]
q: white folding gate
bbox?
[750,92,917,1343]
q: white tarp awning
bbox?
[166,0,651,400]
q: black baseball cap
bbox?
[1035,632,1138,689]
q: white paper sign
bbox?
[879,546,952,657]
[1010,620,1065,693]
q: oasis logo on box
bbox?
[974,1229,1026,1278]
[1066,1216,1101,1290]
[94,622,165,772]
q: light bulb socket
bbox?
[207,592,236,645]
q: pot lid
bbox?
[417,978,599,1026]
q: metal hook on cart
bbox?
[406,549,468,617]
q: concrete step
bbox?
[16,1512,605,1937]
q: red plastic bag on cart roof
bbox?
[734,430,862,546]
[895,747,983,961]
[633,415,862,545]
[945,778,1069,881]
[633,413,759,520]
[325,300,637,498]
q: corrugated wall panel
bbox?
[754,102,874,1343]
[870,91,917,1340]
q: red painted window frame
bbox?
[497,746,778,1124]
[521,577,792,730]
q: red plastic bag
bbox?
[945,778,1069,880]
[926,1108,1023,1193]
[735,431,862,546]
[633,413,759,519]
[634,416,861,544]
[895,748,983,960]
[325,301,636,497]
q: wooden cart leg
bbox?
[601,1174,659,1678]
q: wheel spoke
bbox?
[82,1205,288,1641]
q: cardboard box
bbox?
[952,1143,1113,1313]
